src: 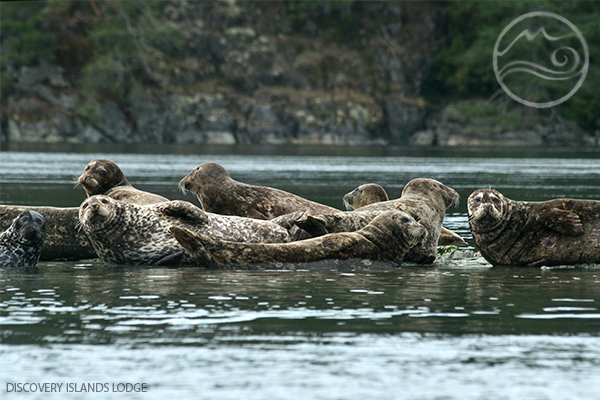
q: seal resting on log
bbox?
[0,206,95,261]
[342,183,467,247]
[468,188,600,267]
[78,196,292,266]
[169,210,426,267]
[0,211,45,268]
[179,162,339,219]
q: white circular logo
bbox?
[493,11,589,108]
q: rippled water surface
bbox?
[2,144,600,399]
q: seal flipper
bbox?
[294,212,329,237]
[439,228,468,246]
[158,201,209,225]
[539,206,584,236]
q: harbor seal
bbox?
[78,159,169,205]
[0,206,95,261]
[343,183,467,247]
[0,211,45,267]
[468,188,600,267]
[179,162,339,219]
[78,196,291,266]
[277,178,460,264]
[343,183,389,211]
[170,210,426,267]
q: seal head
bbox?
[343,183,389,211]
[467,189,510,234]
[78,159,131,197]
[0,210,45,267]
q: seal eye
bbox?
[83,204,88,209]
[85,166,90,171]
[98,170,107,177]
[101,199,109,204]
[400,217,410,223]
[472,198,481,204]
[439,185,446,190]
[491,198,500,204]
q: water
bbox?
[2,143,600,399]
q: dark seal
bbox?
[78,159,169,205]
[342,183,467,247]
[468,188,600,267]
[179,162,339,219]
[0,211,45,268]
[170,210,426,267]
[78,196,291,266]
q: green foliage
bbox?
[424,1,600,132]
[0,2,57,93]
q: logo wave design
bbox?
[496,27,585,82]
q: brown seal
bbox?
[343,183,389,211]
[274,178,460,264]
[342,183,467,247]
[170,210,426,267]
[179,162,339,219]
[78,159,168,205]
[78,196,292,266]
[468,188,600,267]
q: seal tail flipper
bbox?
[168,226,210,258]
[294,212,329,237]
[439,227,468,246]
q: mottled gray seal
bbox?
[179,162,339,219]
[342,183,467,247]
[0,206,94,261]
[78,159,168,205]
[170,210,426,267]
[0,211,45,267]
[277,178,460,264]
[468,188,600,267]
[78,196,291,266]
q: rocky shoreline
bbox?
[2,2,596,147]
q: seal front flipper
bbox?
[538,206,583,236]
[439,228,468,246]
[157,201,209,225]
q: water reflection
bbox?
[2,263,600,347]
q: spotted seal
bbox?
[0,206,94,261]
[179,162,339,219]
[342,183,467,247]
[467,188,600,267]
[78,196,291,266]
[276,178,459,264]
[0,211,45,267]
[78,159,168,205]
[170,210,426,267]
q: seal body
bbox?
[78,159,168,205]
[468,189,600,267]
[275,178,459,264]
[342,183,467,247]
[170,210,426,267]
[179,162,339,219]
[79,196,291,266]
[0,211,45,267]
